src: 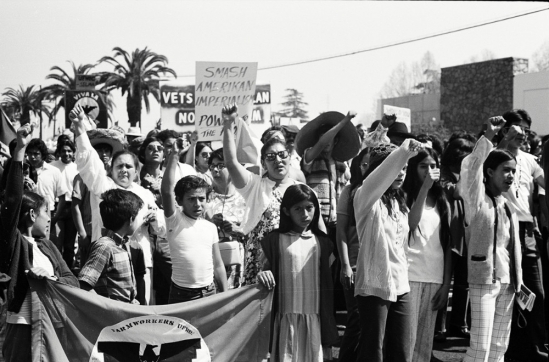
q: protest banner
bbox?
[30,279,273,362]
[160,81,196,133]
[0,105,17,145]
[65,90,108,129]
[383,104,411,131]
[195,62,258,141]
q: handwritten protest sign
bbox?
[160,81,195,133]
[195,62,258,141]
[383,104,411,131]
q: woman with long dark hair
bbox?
[402,147,452,361]
[353,138,423,362]
[459,117,522,361]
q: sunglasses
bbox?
[147,145,164,152]
[264,150,289,161]
[209,163,225,171]
[201,152,212,159]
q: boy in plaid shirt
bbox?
[79,189,146,304]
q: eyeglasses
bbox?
[264,150,289,161]
[147,145,164,152]
[201,152,212,159]
[209,163,225,171]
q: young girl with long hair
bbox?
[257,184,337,361]
[402,147,453,361]
[1,125,78,362]
[353,138,423,362]
[459,117,522,361]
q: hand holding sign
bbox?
[69,104,96,134]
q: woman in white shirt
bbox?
[402,147,452,362]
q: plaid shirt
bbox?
[79,230,136,303]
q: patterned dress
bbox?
[271,231,323,362]
[243,188,283,286]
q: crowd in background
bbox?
[0,104,548,362]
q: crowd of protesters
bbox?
[1,102,549,362]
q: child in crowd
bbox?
[78,189,146,304]
[459,117,522,362]
[257,184,338,361]
[402,148,452,361]
[161,140,227,303]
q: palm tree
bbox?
[40,61,95,118]
[2,85,50,126]
[98,47,177,127]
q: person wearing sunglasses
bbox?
[222,104,300,286]
[184,131,214,186]
[205,148,247,289]
[139,137,165,208]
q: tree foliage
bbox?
[380,52,441,98]
[279,88,308,121]
[2,85,50,125]
[531,40,549,72]
[98,47,176,127]
[39,61,97,124]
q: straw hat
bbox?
[295,111,360,162]
[87,128,127,154]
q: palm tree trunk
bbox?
[126,90,142,128]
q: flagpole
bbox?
[39,85,43,140]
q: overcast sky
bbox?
[1,1,548,139]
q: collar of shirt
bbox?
[103,229,129,246]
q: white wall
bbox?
[514,71,549,136]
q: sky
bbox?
[1,0,549,140]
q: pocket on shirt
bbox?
[470,254,486,262]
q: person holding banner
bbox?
[1,124,78,362]
[222,104,300,286]
[258,184,338,361]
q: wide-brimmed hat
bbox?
[387,122,415,140]
[126,127,142,137]
[87,128,127,154]
[295,111,360,162]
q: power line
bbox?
[174,6,549,77]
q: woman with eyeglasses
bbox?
[222,104,299,286]
[205,148,247,288]
[185,131,214,186]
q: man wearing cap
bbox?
[295,111,360,239]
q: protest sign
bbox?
[30,279,273,362]
[383,104,411,131]
[160,81,196,133]
[76,74,99,90]
[65,90,108,128]
[251,84,271,124]
[195,62,258,141]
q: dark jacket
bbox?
[0,161,78,313]
[260,230,338,348]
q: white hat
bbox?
[126,127,142,137]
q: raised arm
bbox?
[184,131,197,167]
[458,117,505,224]
[354,139,422,215]
[408,168,440,230]
[222,104,250,189]
[161,138,186,218]
[71,104,114,195]
[1,125,33,269]
[303,111,356,163]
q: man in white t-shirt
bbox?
[161,139,227,303]
[26,138,69,244]
[498,109,548,361]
